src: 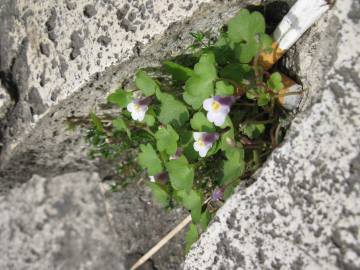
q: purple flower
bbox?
[211,187,224,201]
[127,97,151,121]
[193,132,219,157]
[203,96,235,126]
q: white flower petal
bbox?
[149,176,155,182]
[199,144,211,157]
[193,141,202,152]
[137,110,146,121]
[127,102,135,113]
[203,98,214,111]
[193,132,204,141]
[207,111,218,123]
[213,112,227,126]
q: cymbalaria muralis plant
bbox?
[78,9,295,252]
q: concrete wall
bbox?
[184,0,360,269]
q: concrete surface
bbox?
[184,0,360,269]
[0,1,260,269]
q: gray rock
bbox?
[83,4,97,18]
[0,2,254,269]
[184,0,360,269]
[0,171,125,270]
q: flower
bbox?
[126,97,151,121]
[211,187,224,201]
[193,132,219,157]
[203,96,235,126]
[149,176,156,182]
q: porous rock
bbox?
[0,171,125,270]
[0,1,257,269]
[184,0,360,269]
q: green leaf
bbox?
[184,52,217,109]
[183,91,206,110]
[90,113,104,133]
[195,53,217,78]
[259,33,273,51]
[163,61,195,81]
[179,130,198,162]
[166,156,194,192]
[220,63,253,84]
[138,144,163,176]
[220,127,235,153]
[199,210,211,231]
[185,223,199,254]
[267,72,283,92]
[222,147,245,184]
[177,189,202,211]
[135,70,159,96]
[257,92,271,106]
[144,114,155,126]
[147,182,169,207]
[177,189,202,224]
[155,125,179,156]
[246,88,258,100]
[227,9,265,43]
[223,180,239,200]
[241,123,265,139]
[234,37,259,63]
[107,89,132,108]
[158,94,189,127]
[112,117,130,138]
[190,112,215,132]
[215,81,234,96]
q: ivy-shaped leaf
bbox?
[199,210,211,231]
[227,9,265,43]
[163,61,195,81]
[138,144,163,176]
[190,112,215,132]
[267,72,283,92]
[166,156,194,192]
[177,189,203,223]
[107,89,132,108]
[147,182,169,207]
[144,114,156,126]
[222,147,245,184]
[112,117,131,138]
[220,63,253,84]
[135,70,159,96]
[241,123,265,139]
[155,125,179,156]
[158,93,189,127]
[184,52,218,109]
[185,223,199,254]
[215,80,234,96]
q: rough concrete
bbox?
[0,0,219,157]
[0,0,258,191]
[0,171,125,270]
[0,1,261,269]
[0,171,187,270]
[184,0,360,269]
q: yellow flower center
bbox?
[211,101,221,112]
[133,103,141,111]
[198,139,205,147]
